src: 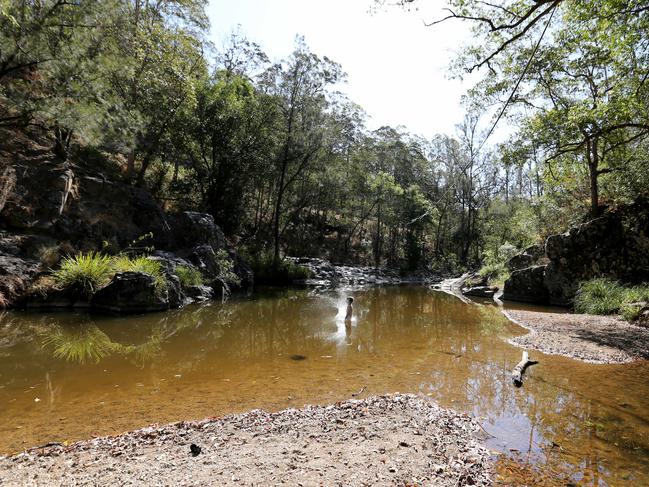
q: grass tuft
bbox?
[112,255,166,292]
[575,278,649,321]
[52,252,113,297]
[52,252,167,297]
[175,265,204,287]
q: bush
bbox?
[477,242,517,284]
[175,265,204,287]
[52,252,113,297]
[248,252,312,285]
[575,278,649,320]
[478,262,508,282]
[214,249,241,286]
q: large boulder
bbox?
[53,175,173,250]
[1,160,73,230]
[91,272,168,313]
[462,285,498,299]
[543,200,649,305]
[506,244,545,272]
[0,254,40,307]
[503,265,549,304]
[169,212,226,251]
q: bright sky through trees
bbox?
[207,0,472,138]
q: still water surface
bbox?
[1,287,648,485]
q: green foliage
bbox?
[52,252,113,297]
[52,252,167,297]
[111,255,166,292]
[215,250,241,286]
[575,279,649,320]
[249,252,313,285]
[478,243,517,284]
[175,265,204,288]
[478,262,508,283]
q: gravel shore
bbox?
[0,394,493,486]
[504,309,649,364]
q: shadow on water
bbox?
[1,286,649,485]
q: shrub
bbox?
[111,255,166,292]
[478,262,508,282]
[478,242,516,284]
[215,249,241,286]
[52,252,113,297]
[248,251,312,285]
[175,265,204,287]
[575,278,649,320]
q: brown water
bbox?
[1,287,648,485]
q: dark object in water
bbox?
[190,443,202,457]
[290,354,307,361]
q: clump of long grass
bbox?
[111,255,166,291]
[52,252,167,297]
[175,265,204,287]
[52,252,113,297]
[575,278,649,321]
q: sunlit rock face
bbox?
[504,198,649,306]
[544,199,649,305]
[503,265,549,304]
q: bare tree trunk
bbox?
[586,136,600,216]
[273,159,288,267]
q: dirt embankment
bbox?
[0,394,493,487]
[504,309,649,364]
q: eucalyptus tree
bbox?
[387,0,649,215]
[260,39,345,265]
[0,1,120,155]
[183,71,278,234]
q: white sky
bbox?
[206,0,475,139]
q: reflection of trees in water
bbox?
[5,289,649,484]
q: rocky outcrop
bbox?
[503,199,649,306]
[543,202,649,305]
[503,265,549,304]
[286,257,440,287]
[0,135,252,310]
[506,244,545,272]
[91,272,168,313]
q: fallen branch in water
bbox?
[512,351,538,388]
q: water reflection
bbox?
[1,287,648,485]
